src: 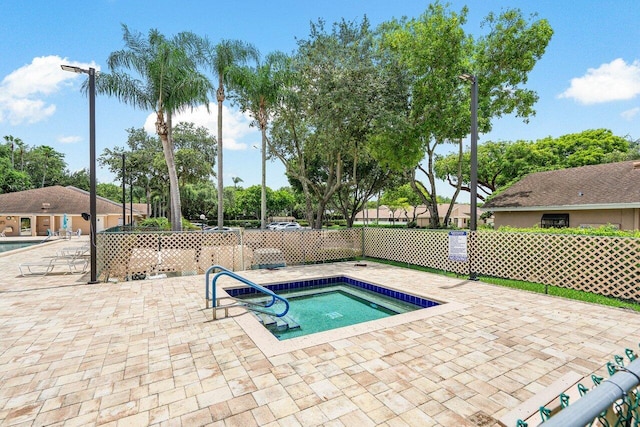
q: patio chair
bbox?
[19,250,89,276]
[0,230,5,238]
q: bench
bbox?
[127,248,198,279]
[253,248,286,269]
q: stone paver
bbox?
[1,237,640,426]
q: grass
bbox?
[364,257,640,313]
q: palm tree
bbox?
[96,25,212,231]
[3,136,17,168]
[15,139,25,171]
[201,39,259,228]
[229,52,289,228]
[231,176,244,188]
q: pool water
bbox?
[232,277,439,340]
[0,241,39,253]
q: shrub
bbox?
[139,217,170,230]
[495,224,640,238]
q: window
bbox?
[541,213,569,228]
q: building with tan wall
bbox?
[354,203,486,228]
[0,186,146,237]
[482,161,640,230]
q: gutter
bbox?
[483,203,640,212]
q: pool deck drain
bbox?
[1,239,640,426]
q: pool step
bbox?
[254,312,300,331]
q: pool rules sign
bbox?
[448,231,468,262]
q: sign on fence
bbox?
[448,231,468,262]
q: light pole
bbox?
[459,73,478,280]
[61,65,98,284]
[122,153,126,229]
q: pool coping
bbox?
[220,274,465,357]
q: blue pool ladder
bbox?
[205,265,290,320]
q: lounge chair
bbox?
[19,250,89,276]
[57,245,89,257]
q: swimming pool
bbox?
[228,276,440,340]
[0,241,40,253]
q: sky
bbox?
[1,0,639,201]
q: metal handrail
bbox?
[204,265,290,317]
[542,357,640,426]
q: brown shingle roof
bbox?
[483,161,640,210]
[0,186,142,215]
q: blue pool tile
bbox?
[228,275,439,309]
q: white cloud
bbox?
[58,135,82,144]
[621,107,640,121]
[558,58,640,104]
[143,104,259,150]
[0,55,97,125]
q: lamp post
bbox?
[459,73,478,280]
[61,65,98,284]
[122,153,126,229]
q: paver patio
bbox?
[1,237,639,426]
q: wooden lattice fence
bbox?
[363,228,469,275]
[97,228,361,281]
[363,229,640,301]
[96,228,639,301]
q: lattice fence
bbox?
[97,228,639,301]
[97,228,361,281]
[363,228,469,275]
[363,229,640,301]
[473,232,640,299]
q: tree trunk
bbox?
[443,139,463,227]
[425,146,440,227]
[146,185,151,219]
[156,111,182,231]
[260,126,267,229]
[217,82,225,228]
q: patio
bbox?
[1,238,639,426]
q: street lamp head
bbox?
[61,64,89,74]
[458,73,475,83]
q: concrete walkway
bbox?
[1,238,639,426]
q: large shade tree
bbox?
[0,137,31,192]
[271,17,402,228]
[95,24,213,230]
[25,145,66,188]
[99,123,216,219]
[372,4,553,227]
